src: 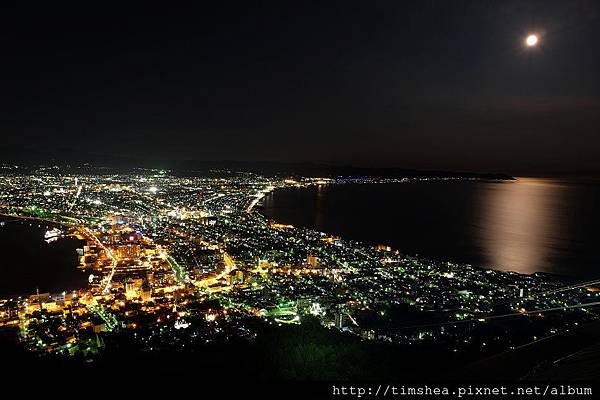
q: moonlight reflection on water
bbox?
[262,178,600,279]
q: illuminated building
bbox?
[335,312,344,329]
[141,276,152,302]
[111,213,128,230]
[307,255,319,268]
[116,244,141,259]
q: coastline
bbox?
[0,215,86,298]
[258,178,598,280]
[258,198,573,283]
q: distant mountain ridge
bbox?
[0,145,514,180]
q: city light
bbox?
[0,166,597,380]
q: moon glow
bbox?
[526,34,538,47]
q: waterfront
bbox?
[0,218,86,297]
[0,169,598,380]
[261,178,600,279]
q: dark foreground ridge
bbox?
[3,318,600,399]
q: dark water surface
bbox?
[0,218,86,296]
[261,178,600,279]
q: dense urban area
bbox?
[1,164,599,378]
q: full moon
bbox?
[526,34,538,46]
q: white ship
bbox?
[44,228,63,244]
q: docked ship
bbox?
[44,228,63,244]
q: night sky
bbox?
[1,1,599,175]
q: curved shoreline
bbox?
[0,215,86,298]
[257,180,590,280]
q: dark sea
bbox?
[261,178,600,279]
[0,218,86,297]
